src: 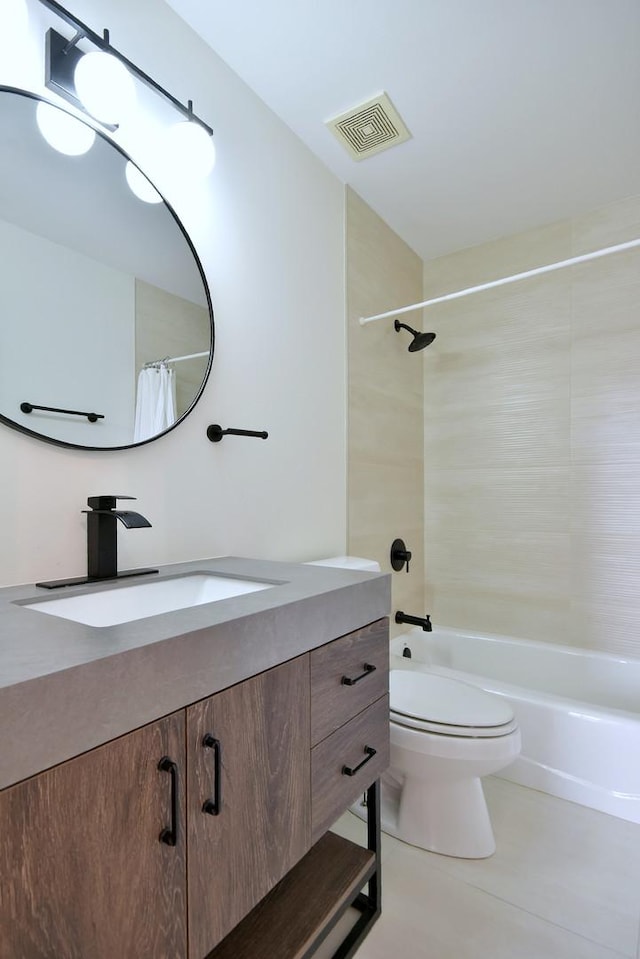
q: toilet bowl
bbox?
[380,669,521,858]
[305,556,520,858]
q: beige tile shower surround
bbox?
[347,189,640,656]
[135,278,210,417]
[422,194,640,656]
[346,188,425,635]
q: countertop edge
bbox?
[0,558,390,789]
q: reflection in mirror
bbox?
[0,87,213,450]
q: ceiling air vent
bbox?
[326,91,411,161]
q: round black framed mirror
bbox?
[0,86,214,450]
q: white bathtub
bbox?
[390,627,640,824]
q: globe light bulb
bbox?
[165,120,216,180]
[36,101,96,156]
[74,51,136,125]
[125,161,163,204]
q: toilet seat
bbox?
[390,670,518,739]
[390,709,518,738]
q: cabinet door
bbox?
[187,655,311,957]
[0,712,187,959]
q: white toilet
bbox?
[305,556,521,859]
[382,669,520,858]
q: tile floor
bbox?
[321,777,640,959]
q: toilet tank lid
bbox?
[390,669,515,728]
[304,556,381,572]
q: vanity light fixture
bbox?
[35,99,95,155]
[164,120,217,181]
[73,49,136,125]
[35,0,215,176]
[125,161,163,204]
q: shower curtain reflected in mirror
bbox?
[133,364,177,442]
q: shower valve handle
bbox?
[390,538,412,572]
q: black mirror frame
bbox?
[0,85,214,452]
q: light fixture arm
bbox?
[61,28,83,54]
[36,0,213,136]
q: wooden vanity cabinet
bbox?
[0,711,187,959]
[0,618,389,959]
[187,655,311,958]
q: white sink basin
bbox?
[26,573,275,627]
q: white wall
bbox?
[0,0,346,586]
[0,218,135,446]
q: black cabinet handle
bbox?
[158,756,178,846]
[202,734,222,815]
[342,746,377,777]
[341,663,376,686]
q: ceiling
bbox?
[166,0,640,262]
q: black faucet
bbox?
[395,611,432,632]
[35,495,158,589]
[83,495,157,581]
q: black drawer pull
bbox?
[341,663,376,686]
[342,746,377,777]
[202,734,222,815]
[158,756,178,846]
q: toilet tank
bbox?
[304,555,381,572]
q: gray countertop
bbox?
[0,557,390,789]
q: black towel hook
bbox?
[206,424,268,443]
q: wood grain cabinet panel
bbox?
[187,655,311,958]
[311,694,390,842]
[0,712,187,959]
[310,618,389,745]
[208,832,376,959]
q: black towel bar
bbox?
[21,402,103,423]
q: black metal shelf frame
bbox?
[301,779,382,959]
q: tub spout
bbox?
[395,611,432,632]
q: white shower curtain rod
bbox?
[359,237,640,325]
[144,350,209,367]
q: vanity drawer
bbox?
[311,694,389,842]
[310,618,389,745]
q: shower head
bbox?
[394,319,436,352]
